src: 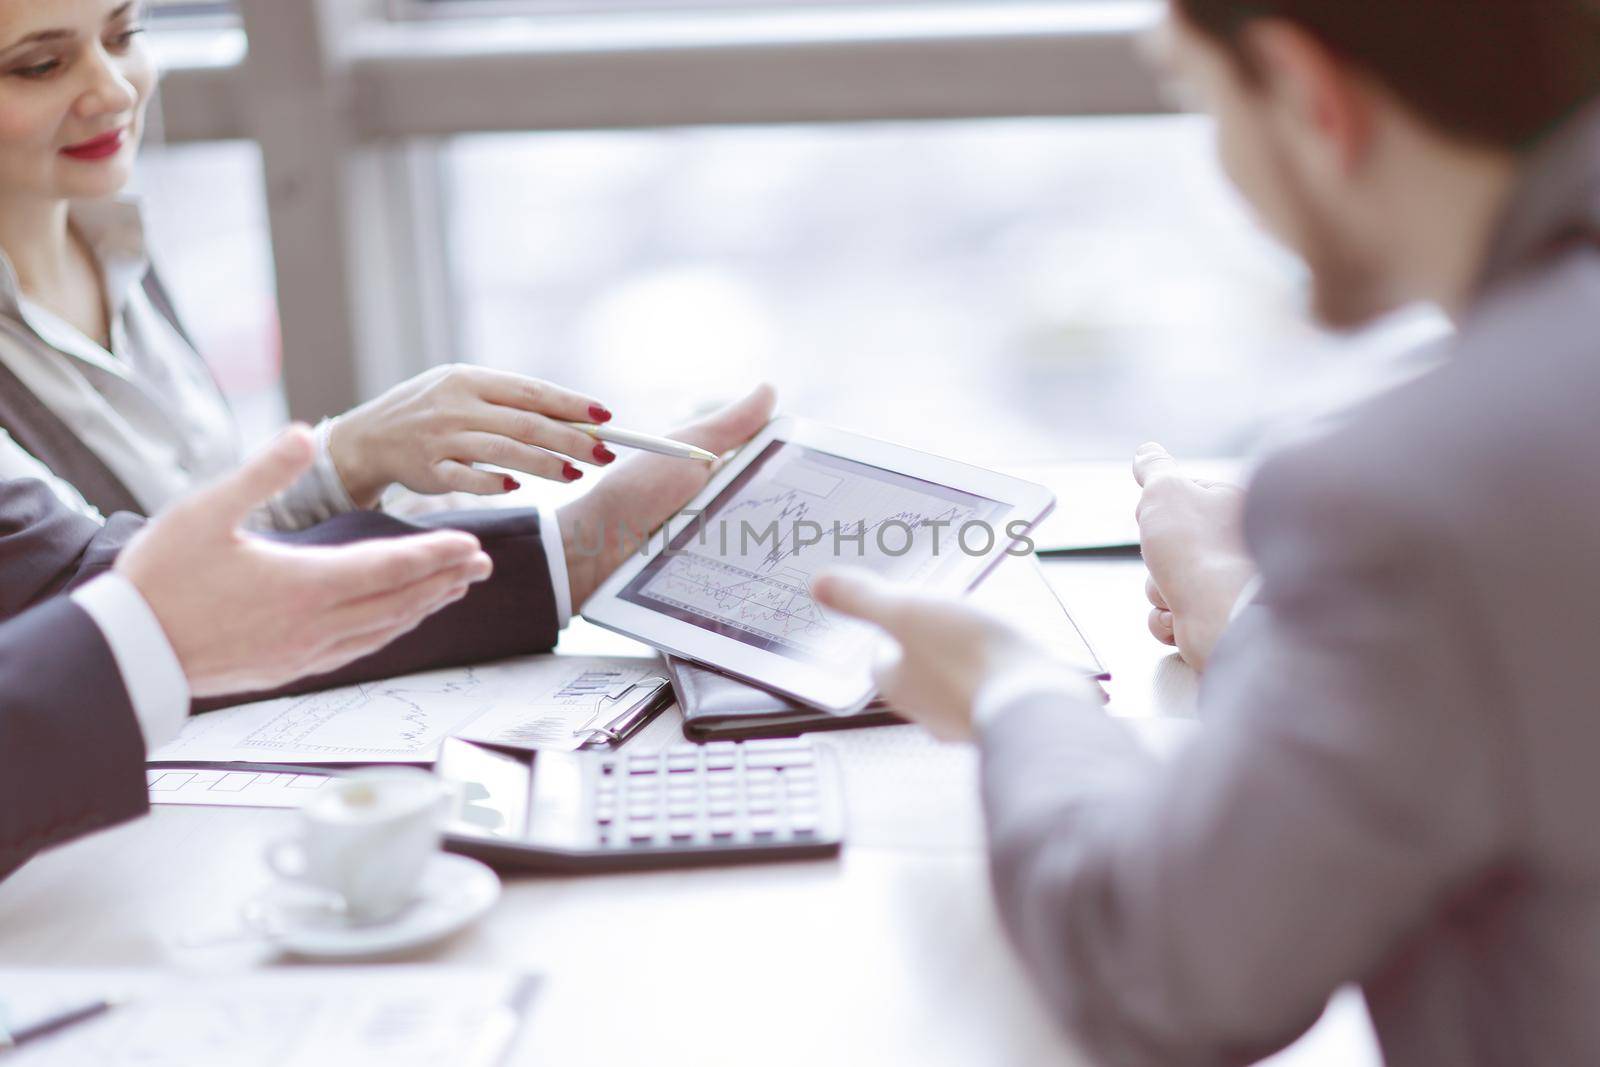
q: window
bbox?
[149,0,238,25]
[445,116,1358,463]
[394,0,1147,15]
[142,0,1428,464]
[144,4,278,443]
[136,141,284,445]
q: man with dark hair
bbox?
[815,2,1600,1064]
[1177,0,1600,149]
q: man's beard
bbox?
[1265,135,1396,331]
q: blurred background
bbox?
[138,0,1445,474]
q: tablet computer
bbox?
[581,417,1055,714]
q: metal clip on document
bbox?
[571,677,673,748]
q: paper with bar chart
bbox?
[621,442,1006,659]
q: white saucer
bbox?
[246,852,501,960]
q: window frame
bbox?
[153,0,1169,418]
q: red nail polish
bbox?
[588,404,612,424]
[502,476,520,492]
[563,462,583,482]
[593,443,616,465]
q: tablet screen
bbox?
[617,441,1011,662]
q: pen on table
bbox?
[567,422,719,463]
[0,997,120,1049]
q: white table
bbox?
[0,559,1377,1066]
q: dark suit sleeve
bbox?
[0,597,149,880]
[0,477,564,708]
[0,479,139,616]
[0,480,565,671]
[194,506,563,711]
[0,481,561,877]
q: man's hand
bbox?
[1134,442,1256,671]
[117,427,494,698]
[557,384,778,609]
[811,570,1094,742]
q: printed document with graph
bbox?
[618,441,1012,662]
[147,655,667,765]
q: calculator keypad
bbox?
[589,739,839,851]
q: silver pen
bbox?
[567,422,718,463]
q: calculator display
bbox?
[440,740,531,840]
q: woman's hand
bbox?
[327,365,619,508]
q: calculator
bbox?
[437,737,845,872]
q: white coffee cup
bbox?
[265,767,449,924]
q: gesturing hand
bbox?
[328,365,619,507]
[116,427,494,698]
[1133,442,1256,671]
[810,570,1098,742]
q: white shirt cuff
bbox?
[312,418,361,514]
[71,574,191,750]
[973,665,1101,734]
[539,506,572,628]
[252,419,363,531]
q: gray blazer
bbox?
[981,101,1600,1065]
[0,478,565,878]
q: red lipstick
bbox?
[61,128,126,162]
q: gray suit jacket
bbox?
[981,103,1600,1065]
[0,478,563,878]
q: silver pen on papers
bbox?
[568,422,719,463]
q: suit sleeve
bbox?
[0,597,148,880]
[194,506,563,711]
[0,476,564,708]
[0,479,139,617]
[0,481,563,877]
[977,460,1513,1066]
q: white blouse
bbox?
[0,196,356,530]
